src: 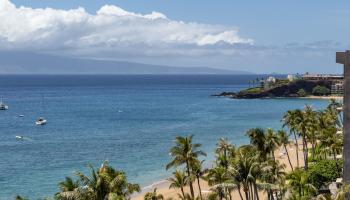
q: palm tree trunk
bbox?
[302,135,308,170]
[244,187,249,200]
[292,131,299,168]
[284,144,293,171]
[185,161,195,199]
[249,182,254,200]
[238,185,244,200]
[224,149,228,170]
[180,187,185,199]
[254,183,259,200]
[274,191,278,200]
[311,142,316,160]
[197,177,203,200]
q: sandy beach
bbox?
[299,95,343,100]
[132,141,305,200]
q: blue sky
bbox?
[2,0,350,73]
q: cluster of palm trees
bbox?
[166,135,207,200]
[164,99,344,200]
[282,99,343,171]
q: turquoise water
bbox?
[0,75,329,199]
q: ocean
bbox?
[0,75,330,199]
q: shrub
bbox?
[312,85,330,96]
[297,88,307,97]
[308,159,340,189]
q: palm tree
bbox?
[246,128,268,160]
[265,128,280,161]
[230,146,260,200]
[260,160,286,200]
[216,138,235,170]
[277,130,293,171]
[282,110,300,168]
[55,176,90,200]
[286,169,316,198]
[144,188,164,200]
[76,161,140,200]
[207,166,232,200]
[191,159,208,200]
[166,135,206,199]
[303,105,319,161]
[168,170,188,199]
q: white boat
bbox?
[19,115,24,117]
[36,95,47,126]
[36,117,47,125]
[0,97,8,110]
[15,135,24,139]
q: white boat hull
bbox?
[36,120,47,125]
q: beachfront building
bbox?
[302,73,343,81]
[261,76,276,90]
[331,82,344,95]
[302,73,344,95]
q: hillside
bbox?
[0,51,252,75]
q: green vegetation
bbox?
[238,87,262,95]
[55,161,140,200]
[144,188,164,200]
[16,99,344,200]
[297,88,307,97]
[308,160,341,189]
[312,85,331,96]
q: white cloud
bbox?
[0,0,253,56]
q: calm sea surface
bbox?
[0,75,330,199]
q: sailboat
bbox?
[35,95,47,125]
[0,97,8,110]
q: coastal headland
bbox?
[213,74,343,99]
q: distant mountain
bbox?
[0,51,252,75]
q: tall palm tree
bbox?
[166,135,206,199]
[282,110,300,168]
[216,138,235,170]
[303,105,319,161]
[277,130,293,171]
[260,160,286,200]
[168,170,188,199]
[191,159,208,200]
[265,128,280,161]
[246,128,268,160]
[207,166,232,200]
[144,188,164,200]
[230,146,260,200]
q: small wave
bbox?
[142,179,169,191]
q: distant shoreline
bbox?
[258,95,343,100]
[298,95,343,100]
